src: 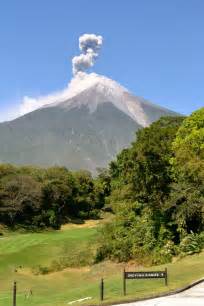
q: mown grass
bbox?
[0,221,204,306]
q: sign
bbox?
[125,271,166,279]
[123,268,168,296]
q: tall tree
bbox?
[168,107,204,237]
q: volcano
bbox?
[0,74,178,172]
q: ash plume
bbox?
[72,34,103,75]
[2,34,104,121]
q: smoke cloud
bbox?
[1,34,103,122]
[72,34,103,75]
[18,72,102,116]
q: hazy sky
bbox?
[0,0,203,121]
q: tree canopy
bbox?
[0,165,108,229]
[97,111,204,264]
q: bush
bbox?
[32,265,50,275]
[179,232,204,255]
[199,232,204,245]
[152,241,178,264]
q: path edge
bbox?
[89,277,204,306]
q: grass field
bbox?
[0,220,204,306]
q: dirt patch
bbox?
[61,220,99,231]
[18,266,91,279]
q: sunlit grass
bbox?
[0,222,203,305]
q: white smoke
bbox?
[72,34,103,75]
[18,72,102,116]
[1,34,104,122]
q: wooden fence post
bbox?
[100,278,104,301]
[13,281,17,306]
[123,268,126,296]
[165,268,168,286]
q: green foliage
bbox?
[152,240,178,264]
[96,202,171,264]
[0,166,107,229]
[179,232,204,255]
[98,112,204,264]
[0,175,42,227]
[172,107,204,182]
[108,116,185,214]
[165,181,204,238]
[32,265,50,275]
[168,107,204,237]
[130,116,185,206]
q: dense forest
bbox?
[0,107,203,264]
[0,166,110,229]
[97,107,204,264]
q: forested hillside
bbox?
[96,108,204,264]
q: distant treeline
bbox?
[0,165,110,229]
[96,108,204,264]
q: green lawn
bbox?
[0,222,204,306]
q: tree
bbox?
[165,181,204,239]
[108,116,184,211]
[74,171,95,218]
[97,116,185,263]
[0,175,42,226]
[0,165,107,229]
[172,107,204,183]
[168,108,204,237]
[130,116,185,208]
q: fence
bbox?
[1,269,168,305]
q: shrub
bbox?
[32,265,50,275]
[152,241,178,264]
[179,232,204,255]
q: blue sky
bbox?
[0,0,203,121]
